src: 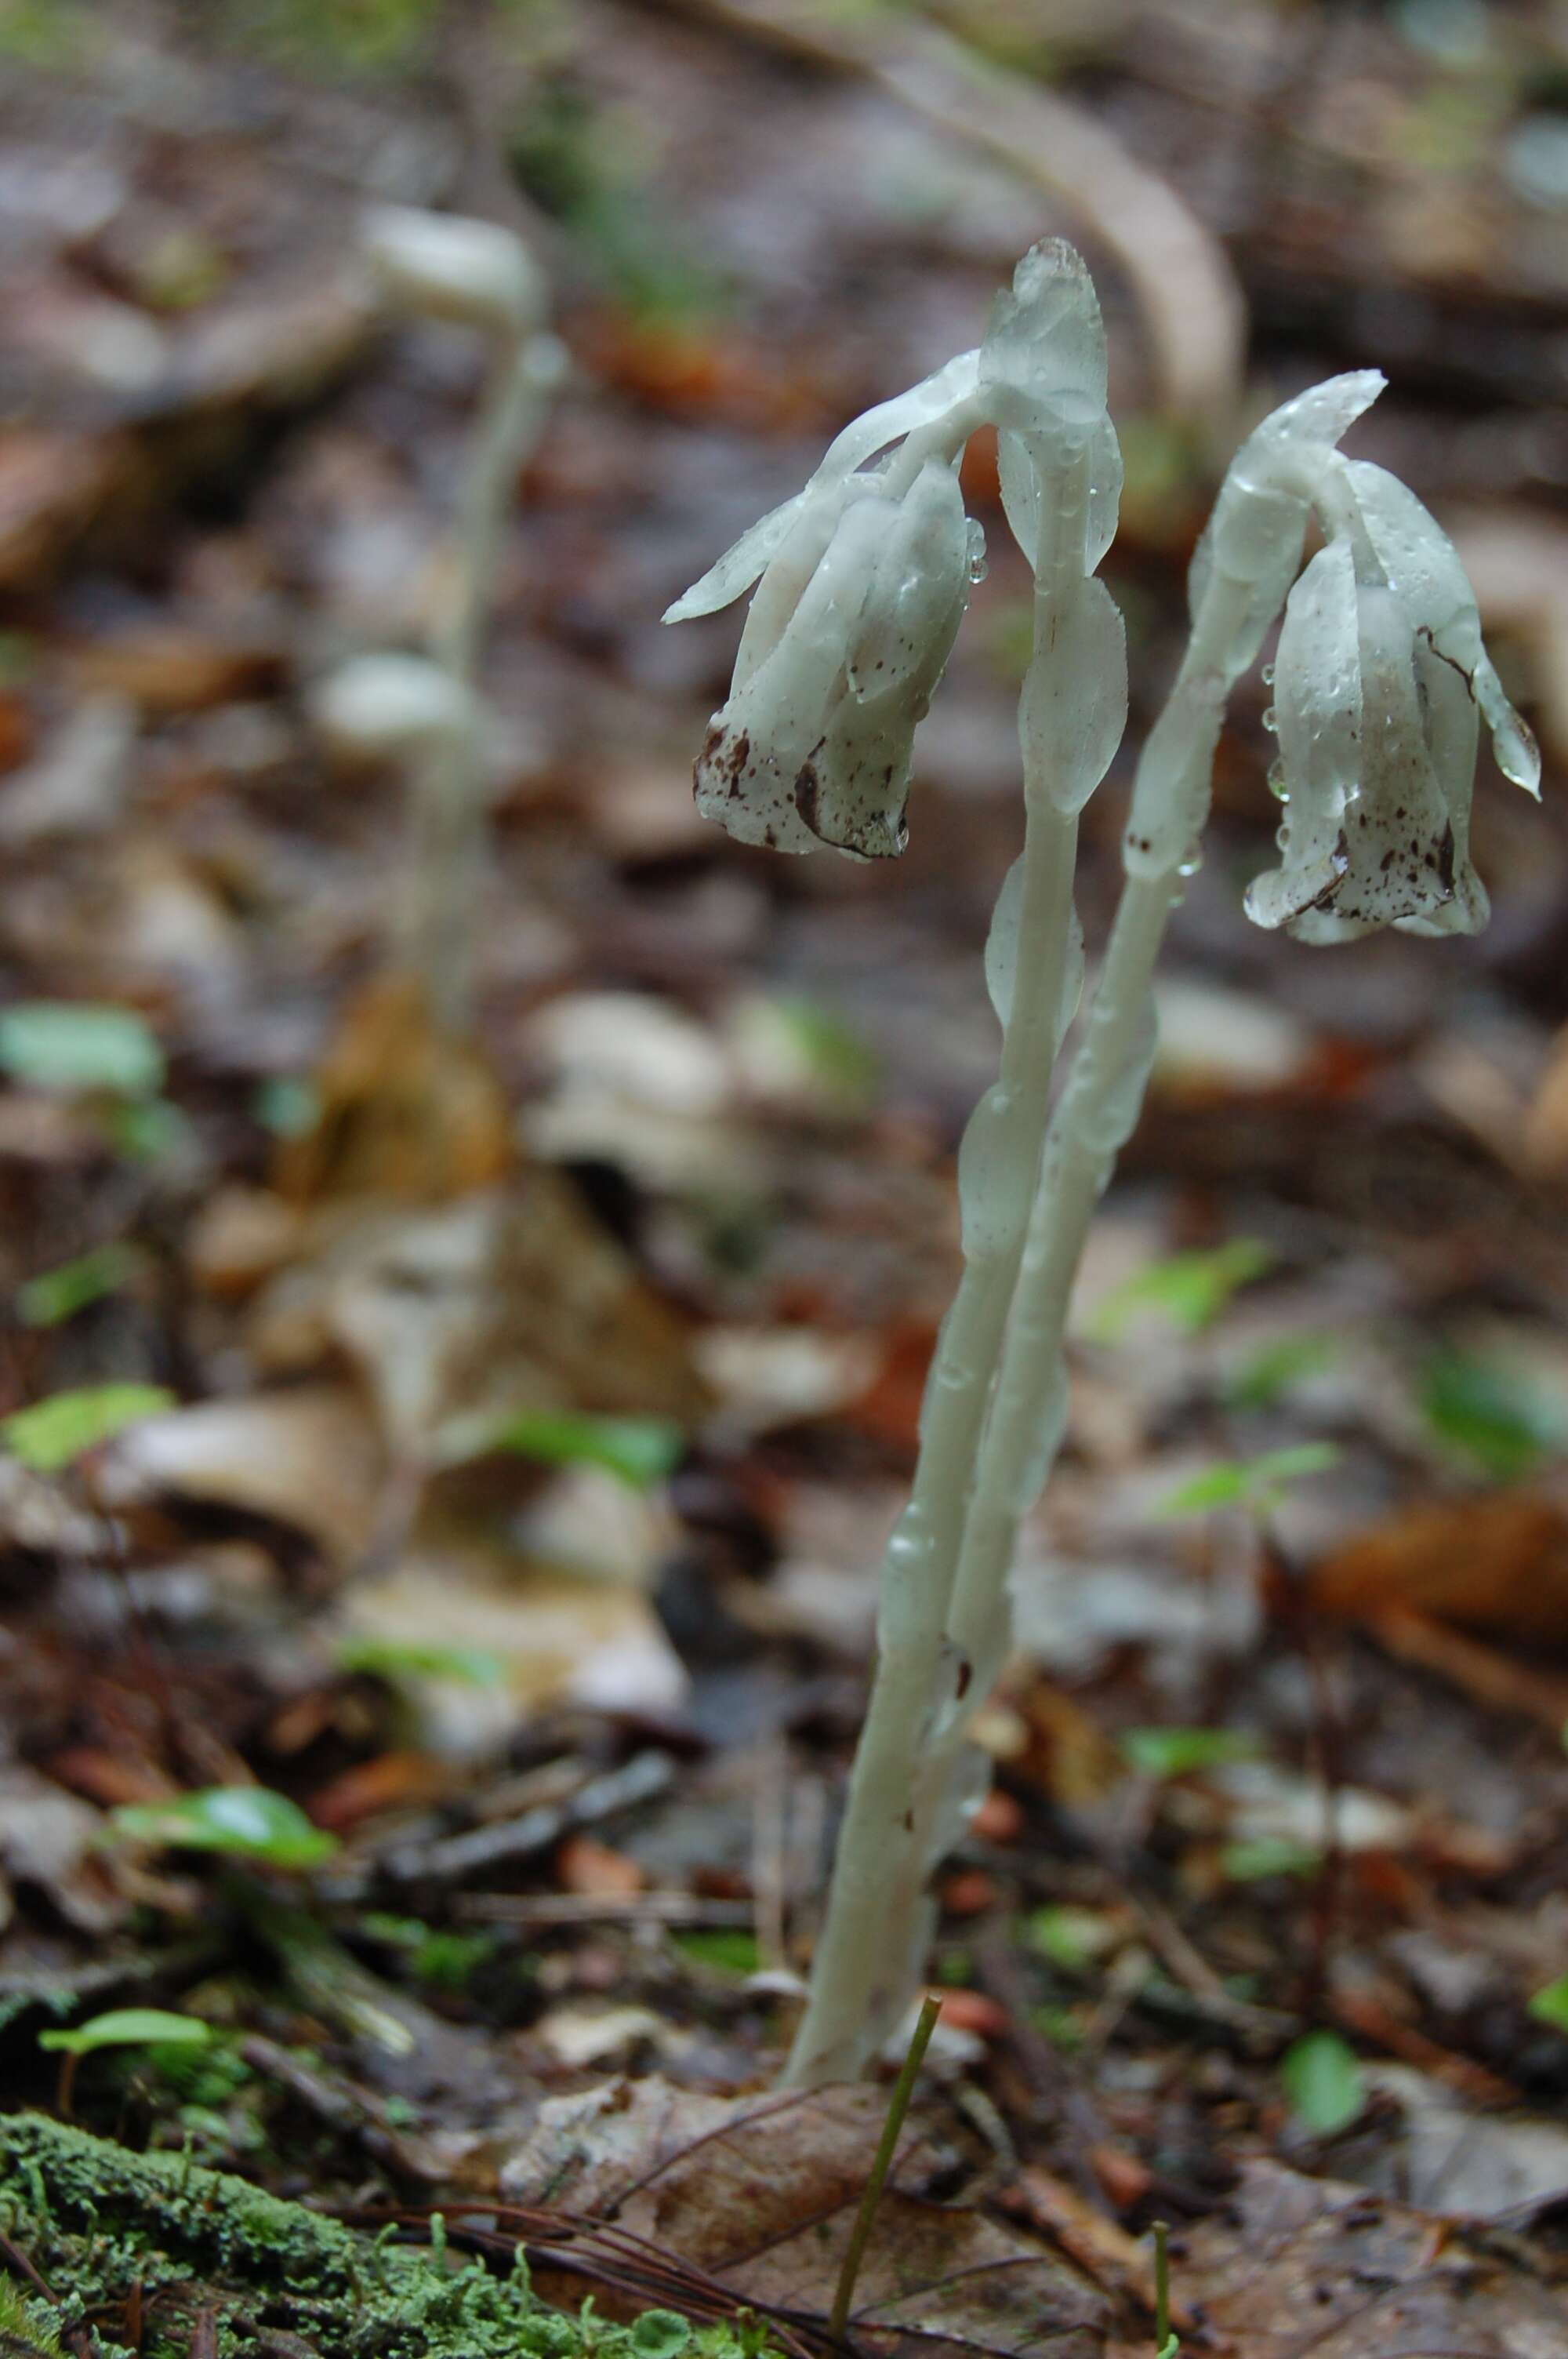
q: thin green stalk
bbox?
[828,1994,942,2346]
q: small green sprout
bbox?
[1421,1347,1559,1481]
[110,1786,338,1869]
[1025,1904,1118,1972]
[1219,1838,1323,1883]
[1280,2029,1365,2135]
[1091,1240,1274,1341]
[1526,1975,1568,2034]
[435,1407,684,1489]
[338,1636,508,1688]
[1222,1330,1338,1410]
[1120,1728,1262,1779]
[2,1383,173,1472]
[0,1001,165,1096]
[38,2006,214,2118]
[16,1241,140,1328]
[38,2007,213,2059]
[670,1928,762,1978]
[1158,1441,1338,1518]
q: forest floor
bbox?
[1,3,1567,2354]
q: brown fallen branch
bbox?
[641,0,1245,431]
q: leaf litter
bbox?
[0,4,1566,2355]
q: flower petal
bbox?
[1341,459,1541,798]
[1244,538,1361,933]
[664,352,982,625]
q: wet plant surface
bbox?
[1,3,1567,2353]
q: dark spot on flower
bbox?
[795,760,821,840]
[955,1657,971,1699]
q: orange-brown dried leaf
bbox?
[273,970,514,1207]
[1311,1492,1568,1638]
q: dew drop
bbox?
[1176,841,1203,878]
[1261,662,1276,687]
[1267,760,1289,802]
[965,518,988,585]
[1262,705,1278,732]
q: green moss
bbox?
[0,2114,769,2359]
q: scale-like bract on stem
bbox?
[667,240,1540,2086]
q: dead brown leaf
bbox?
[1311,1493,1568,1640]
[502,2076,1109,2357]
[98,1383,387,1566]
[1174,2159,1568,2356]
[273,970,514,1207]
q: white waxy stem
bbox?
[361,205,558,1030]
[313,655,482,991]
[363,203,545,337]
[780,242,1124,2088]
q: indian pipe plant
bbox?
[666,238,1541,2088]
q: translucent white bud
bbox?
[363,205,545,337]
[310,654,475,758]
[1246,536,1493,941]
[690,459,971,859]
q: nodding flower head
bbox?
[673,445,973,860]
[698,462,971,860]
[1246,461,1540,943]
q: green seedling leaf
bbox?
[1120,1727,1262,1779]
[734,994,879,1105]
[0,1001,165,1096]
[1219,1838,1323,1883]
[111,1786,338,1869]
[1091,1239,1273,1340]
[1025,1904,1118,1972]
[437,1407,684,1489]
[253,1075,321,1138]
[103,1095,187,1163]
[339,1636,507,1688]
[38,2008,213,2059]
[1223,1330,1337,1411]
[2,1383,173,1472]
[1281,2029,1365,2135]
[16,1241,139,1328]
[1159,1441,1339,1518]
[1527,1975,1568,2034]
[1421,1348,1557,1481]
[631,2315,691,2359]
[670,1928,761,1976]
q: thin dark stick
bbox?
[829,1995,942,2347]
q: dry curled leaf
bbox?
[502,2075,1109,2358]
[1175,2159,1568,2357]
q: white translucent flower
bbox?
[679,456,971,860]
[363,205,545,336]
[1246,474,1540,943]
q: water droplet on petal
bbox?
[1261,663,1276,686]
[965,518,988,585]
[1267,761,1289,801]
[1262,705,1278,732]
